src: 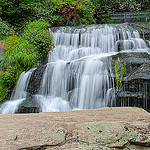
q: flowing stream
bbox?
[0,24,148,113]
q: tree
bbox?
[0,0,35,29]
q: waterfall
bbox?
[0,69,35,114]
[0,23,148,113]
[35,23,148,112]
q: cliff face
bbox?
[111,23,150,112]
[111,52,150,112]
[134,23,150,47]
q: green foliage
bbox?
[0,18,15,40]
[0,84,9,101]
[1,0,146,29]
[117,0,138,12]
[115,60,126,92]
[33,0,96,26]
[31,0,62,26]
[22,19,52,55]
[0,67,16,87]
[0,20,53,100]
[0,66,16,100]
[91,0,140,24]
[115,60,120,92]
[25,19,50,29]
[147,91,150,97]
[91,0,113,24]
[0,7,2,15]
[0,0,35,29]
[1,36,39,73]
[136,0,150,11]
[120,63,126,82]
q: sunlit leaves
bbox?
[0,19,53,100]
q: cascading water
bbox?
[0,23,149,114]
[35,23,148,112]
[0,69,35,114]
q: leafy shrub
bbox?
[0,18,14,40]
[91,0,140,24]
[32,0,96,26]
[115,60,126,92]
[113,0,138,12]
[0,66,16,87]
[0,66,16,100]
[0,84,9,101]
[91,0,113,24]
[55,0,96,25]
[0,19,53,100]
[22,19,53,55]
[31,0,60,26]
[55,0,96,26]
[1,36,39,73]
[0,0,35,29]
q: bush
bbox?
[0,18,14,40]
[32,0,96,26]
[91,0,113,24]
[0,84,9,101]
[54,0,96,26]
[0,0,35,29]
[0,19,53,100]
[0,67,16,87]
[0,66,16,100]
[22,19,53,55]
[1,36,39,72]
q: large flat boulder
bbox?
[0,107,149,149]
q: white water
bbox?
[0,24,149,113]
[0,69,35,114]
[36,24,148,112]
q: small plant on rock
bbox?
[115,60,126,92]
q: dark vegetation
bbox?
[0,0,150,101]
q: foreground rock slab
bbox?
[0,107,149,150]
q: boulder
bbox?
[17,97,40,113]
[0,107,149,149]
[27,65,46,95]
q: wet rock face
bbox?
[144,33,150,41]
[134,23,150,47]
[19,65,46,113]
[17,97,40,113]
[111,52,150,112]
[18,106,40,113]
[116,78,150,112]
[27,65,46,95]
